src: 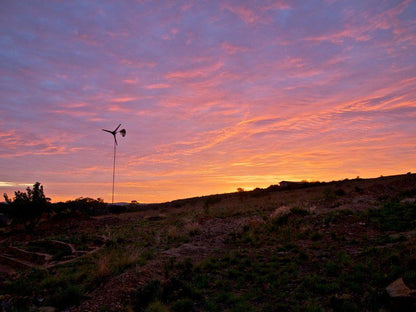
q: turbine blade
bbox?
[114,124,121,132]
[114,135,118,145]
[102,129,113,134]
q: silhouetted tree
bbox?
[3,182,50,231]
[52,197,107,216]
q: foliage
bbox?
[109,204,127,214]
[49,283,83,309]
[366,200,416,231]
[3,182,50,230]
[52,197,107,216]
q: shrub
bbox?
[368,200,416,231]
[330,296,359,312]
[49,284,82,309]
[184,222,201,236]
[335,189,346,196]
[109,204,127,214]
[57,197,107,216]
[290,207,309,215]
[171,298,194,312]
[145,301,168,312]
[136,280,162,310]
[311,231,323,241]
[269,205,291,222]
[3,182,50,231]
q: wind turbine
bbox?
[102,124,126,204]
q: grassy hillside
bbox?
[1,174,416,311]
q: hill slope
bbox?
[1,173,416,311]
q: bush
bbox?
[145,301,168,312]
[54,197,107,216]
[3,182,50,230]
[335,189,346,196]
[109,204,127,214]
[171,298,194,312]
[49,284,82,309]
[136,280,162,310]
[368,201,416,231]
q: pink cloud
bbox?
[221,42,248,55]
[120,59,157,69]
[123,79,138,84]
[165,61,223,80]
[223,1,290,25]
[51,109,96,118]
[60,102,88,109]
[107,104,133,113]
[306,1,415,46]
[263,1,291,11]
[0,130,75,158]
[110,97,137,103]
[145,83,171,89]
[223,4,259,24]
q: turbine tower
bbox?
[102,124,126,204]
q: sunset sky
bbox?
[1,0,415,203]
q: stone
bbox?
[386,278,416,311]
[39,307,56,312]
[386,278,414,298]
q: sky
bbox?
[1,0,415,203]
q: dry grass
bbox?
[97,254,112,279]
[245,216,265,231]
[96,246,143,280]
[166,225,181,240]
[269,205,291,219]
[184,221,201,236]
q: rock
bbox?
[39,307,56,312]
[401,198,416,204]
[386,278,416,311]
[386,278,414,297]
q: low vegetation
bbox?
[1,173,415,311]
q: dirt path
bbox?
[70,216,249,312]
